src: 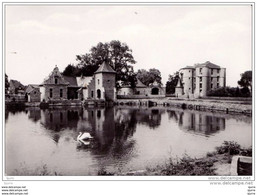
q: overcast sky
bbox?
[5,4,252,87]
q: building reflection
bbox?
[24,106,164,152]
[168,109,226,136]
[27,107,41,122]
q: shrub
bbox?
[207,87,251,97]
[216,141,241,155]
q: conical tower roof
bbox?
[95,61,116,74]
[176,77,183,88]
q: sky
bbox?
[5,3,252,87]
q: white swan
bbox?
[77,132,93,141]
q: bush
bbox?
[207,87,251,97]
[216,141,241,155]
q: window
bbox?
[200,83,202,89]
[211,77,213,82]
[60,89,63,98]
[211,69,213,75]
[189,70,190,73]
[50,88,53,98]
[200,77,202,82]
[55,77,58,84]
[217,83,220,88]
[107,80,110,83]
[200,68,202,73]
[217,69,220,74]
[91,91,94,98]
[217,76,220,82]
[97,79,100,85]
[211,84,213,88]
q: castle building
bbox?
[39,61,116,102]
[175,61,226,98]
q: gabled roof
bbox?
[10,80,25,89]
[76,76,93,88]
[63,76,78,87]
[42,66,69,85]
[136,78,147,88]
[25,84,40,94]
[195,61,220,69]
[95,61,116,74]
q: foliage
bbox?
[238,71,252,94]
[207,87,251,97]
[62,64,80,76]
[216,141,241,155]
[97,167,114,176]
[160,155,215,175]
[5,74,9,93]
[136,68,162,86]
[76,40,137,88]
[166,72,179,94]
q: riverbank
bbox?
[98,141,252,176]
[116,97,252,115]
[6,96,252,115]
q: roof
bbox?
[10,80,25,89]
[95,61,116,74]
[76,76,93,88]
[25,84,40,94]
[63,76,78,87]
[180,66,195,70]
[195,61,220,69]
[42,66,69,85]
[136,78,147,88]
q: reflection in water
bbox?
[168,110,226,136]
[6,106,252,175]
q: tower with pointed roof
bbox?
[94,61,116,101]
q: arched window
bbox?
[151,88,159,95]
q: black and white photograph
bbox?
[1,2,255,194]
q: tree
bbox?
[136,68,162,86]
[238,71,252,95]
[76,40,137,87]
[166,72,179,94]
[62,64,80,76]
[5,74,9,94]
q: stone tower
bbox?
[94,61,116,101]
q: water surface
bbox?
[5,106,252,175]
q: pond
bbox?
[5,106,252,176]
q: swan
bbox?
[77,132,93,141]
